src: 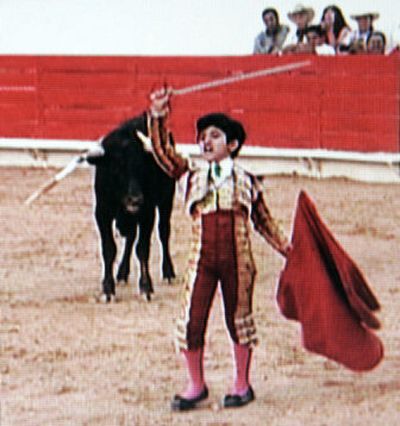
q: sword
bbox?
[172,60,311,96]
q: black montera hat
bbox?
[196,113,246,145]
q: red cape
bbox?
[277,190,383,371]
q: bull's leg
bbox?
[116,225,137,285]
[157,199,175,283]
[136,209,155,300]
[95,208,117,302]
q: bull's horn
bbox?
[83,145,105,161]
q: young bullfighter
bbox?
[146,87,290,410]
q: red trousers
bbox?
[186,210,242,349]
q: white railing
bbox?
[1,138,399,183]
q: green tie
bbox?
[214,162,221,178]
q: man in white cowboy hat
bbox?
[282,4,315,53]
[348,11,381,53]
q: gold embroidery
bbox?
[251,192,288,253]
[233,212,258,347]
[174,216,203,352]
[185,164,254,216]
[147,113,189,179]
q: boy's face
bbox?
[197,125,236,163]
[367,35,385,54]
[307,31,323,48]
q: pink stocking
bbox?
[232,343,252,395]
[180,348,205,399]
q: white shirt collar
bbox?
[210,156,234,186]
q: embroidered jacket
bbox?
[145,112,288,254]
[145,112,288,348]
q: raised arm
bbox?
[145,88,189,180]
[251,190,291,257]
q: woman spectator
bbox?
[320,5,351,53]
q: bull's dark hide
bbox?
[87,112,175,301]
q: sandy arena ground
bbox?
[1,166,400,426]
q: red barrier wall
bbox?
[0,54,398,152]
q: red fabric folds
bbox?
[277,190,384,371]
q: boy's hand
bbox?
[149,86,173,118]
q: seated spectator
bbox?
[282,4,315,53]
[348,11,380,54]
[254,8,289,54]
[320,5,352,53]
[304,25,336,55]
[366,31,386,54]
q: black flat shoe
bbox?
[223,386,255,408]
[171,386,209,411]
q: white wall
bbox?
[0,0,398,55]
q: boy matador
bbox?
[146,87,291,410]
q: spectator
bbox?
[304,24,336,55]
[320,5,351,53]
[283,4,315,53]
[254,8,289,54]
[366,31,386,54]
[348,11,380,54]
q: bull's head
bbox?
[86,137,146,215]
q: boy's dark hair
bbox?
[196,113,246,159]
[367,31,386,47]
[305,24,326,38]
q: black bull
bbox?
[87,113,176,302]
